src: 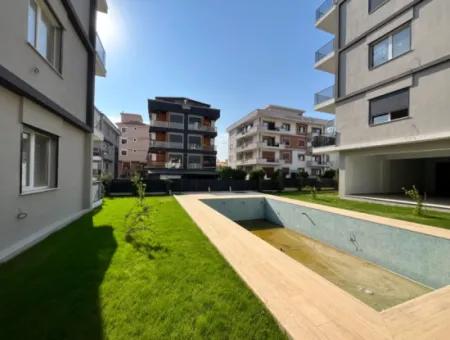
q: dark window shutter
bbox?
[370,88,409,118]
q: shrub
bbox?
[311,186,317,200]
[249,169,265,181]
[270,169,285,192]
[101,173,113,196]
[131,173,146,205]
[321,169,336,179]
[218,167,247,180]
[402,185,425,216]
[298,169,309,178]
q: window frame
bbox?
[27,0,64,74]
[369,23,411,69]
[20,124,59,194]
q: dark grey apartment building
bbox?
[147,97,220,179]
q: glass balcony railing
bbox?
[316,0,337,22]
[315,39,335,63]
[96,33,106,67]
[312,133,339,148]
[315,85,335,105]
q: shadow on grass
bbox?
[0,209,116,340]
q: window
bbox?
[170,113,184,124]
[121,150,127,156]
[296,124,307,134]
[121,138,127,144]
[188,135,202,149]
[189,116,202,125]
[369,88,409,125]
[370,25,411,68]
[21,126,58,193]
[297,154,305,161]
[281,123,291,131]
[369,0,389,13]
[121,127,127,133]
[168,134,183,144]
[133,138,137,142]
[27,0,62,72]
[312,127,322,135]
[167,153,183,169]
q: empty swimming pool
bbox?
[202,197,450,311]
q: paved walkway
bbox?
[176,193,450,340]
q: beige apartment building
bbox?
[116,113,150,177]
[0,0,108,262]
[227,105,335,177]
[313,0,450,201]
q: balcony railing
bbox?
[307,160,331,168]
[95,33,106,66]
[316,0,337,21]
[150,120,184,130]
[315,39,335,63]
[188,144,216,151]
[312,133,339,148]
[257,158,279,164]
[149,141,184,149]
[188,123,217,132]
[148,161,183,169]
[315,85,335,105]
[259,141,280,148]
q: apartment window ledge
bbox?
[26,42,63,79]
[369,116,411,127]
[20,187,59,196]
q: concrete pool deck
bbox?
[175,192,450,340]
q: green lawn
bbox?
[277,191,450,230]
[0,197,286,340]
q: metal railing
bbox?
[95,33,106,66]
[315,39,335,63]
[316,0,337,21]
[312,133,339,147]
[315,85,335,105]
[150,120,184,130]
[188,144,216,151]
[188,123,217,132]
[149,141,184,149]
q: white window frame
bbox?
[21,126,58,194]
[169,112,184,124]
[27,0,63,72]
[168,132,184,148]
[167,153,183,169]
[188,134,202,150]
[188,154,203,169]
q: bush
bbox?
[270,169,285,192]
[402,185,425,216]
[101,173,113,196]
[249,169,265,181]
[219,167,247,180]
[298,169,309,178]
[321,169,336,179]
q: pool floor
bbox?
[238,219,432,311]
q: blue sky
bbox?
[95,0,334,160]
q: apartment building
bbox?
[227,105,335,177]
[92,108,120,200]
[0,0,108,261]
[116,113,149,178]
[313,0,450,200]
[147,97,220,179]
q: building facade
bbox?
[313,0,450,198]
[227,105,335,177]
[0,0,107,262]
[147,97,220,179]
[116,113,150,178]
[92,108,120,199]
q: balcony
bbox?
[314,85,336,114]
[97,0,108,13]
[257,158,280,165]
[307,160,331,168]
[148,161,183,169]
[150,120,184,130]
[315,39,336,74]
[188,144,216,152]
[188,123,217,133]
[316,0,338,34]
[95,33,106,77]
[236,125,258,139]
[236,142,258,152]
[312,133,339,148]
[259,141,285,149]
[149,141,184,149]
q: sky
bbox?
[95,0,335,161]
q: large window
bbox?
[27,0,62,72]
[188,135,202,149]
[369,88,409,125]
[370,25,411,68]
[21,126,58,193]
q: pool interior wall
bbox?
[202,197,450,290]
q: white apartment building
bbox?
[227,105,335,177]
[313,0,450,200]
[0,0,108,262]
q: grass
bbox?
[277,190,450,230]
[0,197,286,340]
